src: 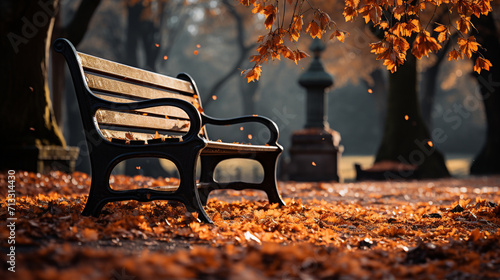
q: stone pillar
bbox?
[286,39,342,182]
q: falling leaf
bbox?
[163,56,168,60]
[404,115,409,121]
[194,50,199,55]
[212,95,217,100]
[312,162,317,166]
[368,89,373,94]
[248,134,253,140]
[427,141,433,147]
[155,43,159,47]
[136,166,141,170]
[196,44,201,48]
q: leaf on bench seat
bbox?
[125,132,135,140]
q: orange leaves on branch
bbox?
[457,36,480,59]
[474,57,492,74]
[411,31,442,59]
[238,0,257,7]
[341,0,493,73]
[434,25,449,43]
[295,50,308,62]
[359,4,382,24]
[238,1,340,81]
[370,32,410,73]
[241,66,262,83]
[331,30,348,43]
[289,15,303,42]
[456,16,472,34]
[389,20,420,37]
[448,49,463,61]
[306,20,322,39]
[263,5,277,29]
[319,11,332,30]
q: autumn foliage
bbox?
[238,0,493,81]
[1,171,500,278]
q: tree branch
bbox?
[63,0,101,46]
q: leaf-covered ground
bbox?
[1,171,500,279]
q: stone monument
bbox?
[286,39,342,182]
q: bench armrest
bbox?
[201,113,279,145]
[93,98,203,142]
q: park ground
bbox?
[1,157,499,279]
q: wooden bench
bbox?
[54,38,285,223]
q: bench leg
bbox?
[198,155,228,206]
[82,155,114,217]
[177,155,213,223]
[81,190,107,217]
[257,153,286,207]
[81,166,113,217]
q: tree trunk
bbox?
[375,53,450,178]
[470,13,500,175]
[51,0,101,128]
[0,0,65,148]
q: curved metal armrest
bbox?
[93,98,203,142]
[201,113,279,145]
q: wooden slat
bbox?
[204,141,279,154]
[85,73,197,103]
[100,129,183,142]
[96,110,191,133]
[93,92,189,120]
[78,52,194,94]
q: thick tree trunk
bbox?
[375,53,450,178]
[51,0,101,128]
[0,0,65,148]
[470,13,500,175]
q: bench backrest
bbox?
[79,52,208,142]
[58,40,208,143]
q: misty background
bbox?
[55,0,485,180]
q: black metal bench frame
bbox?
[54,38,285,223]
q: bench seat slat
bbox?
[93,93,189,120]
[96,110,190,134]
[204,141,279,154]
[79,53,194,94]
